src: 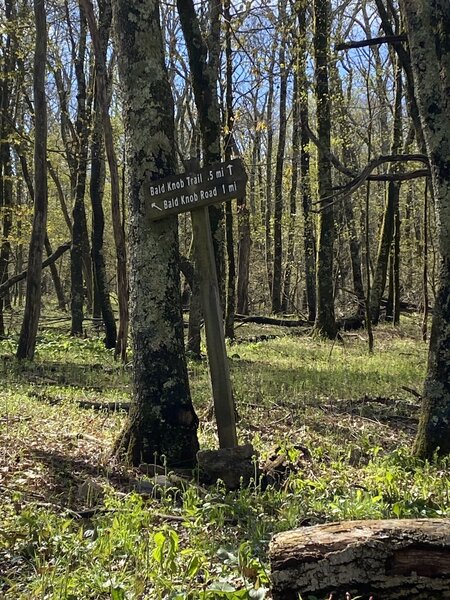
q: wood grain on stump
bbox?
[269,519,450,599]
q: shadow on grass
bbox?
[26,447,131,509]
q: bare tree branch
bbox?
[335,34,407,51]
[311,154,430,212]
[0,243,70,298]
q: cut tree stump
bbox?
[269,519,450,599]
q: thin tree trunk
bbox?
[272,0,288,315]
[422,178,429,341]
[17,0,47,360]
[70,4,90,336]
[177,0,225,304]
[297,5,316,322]
[265,46,277,301]
[44,234,66,310]
[223,0,236,340]
[313,0,336,338]
[282,65,299,314]
[81,0,128,359]
[90,100,117,349]
[370,59,403,324]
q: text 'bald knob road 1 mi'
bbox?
[146,158,248,220]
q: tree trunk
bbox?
[270,519,450,600]
[112,0,199,468]
[177,0,225,304]
[313,0,337,338]
[398,0,450,459]
[265,46,276,301]
[225,1,251,318]
[223,0,236,340]
[282,65,299,315]
[271,0,288,315]
[82,0,128,359]
[90,100,117,349]
[297,5,316,322]
[0,0,15,336]
[17,0,47,360]
[44,234,66,310]
[70,4,90,336]
[370,59,403,324]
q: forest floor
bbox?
[1,312,449,599]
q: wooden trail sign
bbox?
[147,157,247,449]
[146,158,247,220]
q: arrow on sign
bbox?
[151,202,162,211]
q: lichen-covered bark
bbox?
[112,0,199,468]
[312,0,337,338]
[270,519,450,599]
[399,0,450,458]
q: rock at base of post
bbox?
[197,444,258,490]
[269,518,450,600]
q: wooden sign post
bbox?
[146,158,248,449]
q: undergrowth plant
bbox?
[1,319,447,599]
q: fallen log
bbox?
[234,314,365,331]
[234,314,310,327]
[269,519,450,600]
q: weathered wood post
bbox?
[185,158,237,449]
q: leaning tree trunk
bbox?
[17,0,47,360]
[399,0,450,459]
[112,0,199,468]
[270,519,450,599]
[312,0,336,338]
[44,234,66,310]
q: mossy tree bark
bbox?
[399,0,450,458]
[112,0,199,468]
[312,0,337,338]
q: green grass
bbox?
[1,317,447,599]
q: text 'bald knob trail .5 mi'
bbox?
[146,158,248,220]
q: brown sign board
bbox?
[146,157,248,221]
